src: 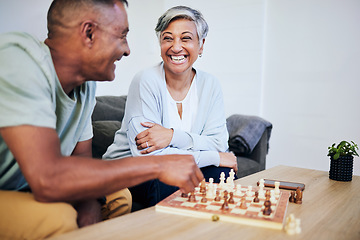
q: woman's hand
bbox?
[219,152,238,173]
[135,122,173,154]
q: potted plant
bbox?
[327,140,359,181]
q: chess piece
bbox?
[263,199,272,215]
[188,192,196,202]
[239,196,247,209]
[223,190,228,199]
[214,190,221,201]
[295,187,303,204]
[253,191,260,203]
[200,179,206,194]
[201,192,207,203]
[265,190,271,200]
[221,197,229,210]
[219,172,225,188]
[289,191,295,203]
[274,181,280,196]
[246,186,253,197]
[235,184,242,196]
[258,179,265,198]
[270,190,276,202]
[228,192,235,204]
[181,192,188,198]
[285,214,301,235]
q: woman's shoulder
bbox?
[194,68,221,87]
[133,63,163,82]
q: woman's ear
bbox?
[199,38,205,55]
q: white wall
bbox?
[262,0,360,175]
[1,0,359,175]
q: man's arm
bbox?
[0,125,203,203]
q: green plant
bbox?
[327,141,359,160]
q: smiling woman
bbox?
[103,5,238,208]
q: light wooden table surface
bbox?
[49,165,360,240]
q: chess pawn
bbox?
[201,192,207,203]
[223,190,228,199]
[246,186,253,197]
[259,179,265,188]
[214,190,221,201]
[228,192,235,204]
[181,192,188,198]
[188,192,196,202]
[236,184,242,196]
[263,199,272,215]
[239,196,247,209]
[289,191,295,203]
[253,191,260,203]
[270,190,276,202]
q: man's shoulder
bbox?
[0,32,44,52]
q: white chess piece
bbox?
[285,214,301,235]
[208,178,214,198]
[274,181,280,196]
[258,179,265,198]
[236,184,242,196]
[219,172,225,188]
[246,186,252,197]
[270,190,276,202]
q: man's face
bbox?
[85,2,130,81]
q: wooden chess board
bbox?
[156,183,290,230]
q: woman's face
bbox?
[160,19,204,77]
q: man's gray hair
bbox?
[155,6,209,47]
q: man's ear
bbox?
[81,21,96,48]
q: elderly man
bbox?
[0,0,203,239]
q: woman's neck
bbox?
[165,69,195,102]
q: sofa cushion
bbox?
[92,96,127,122]
[92,120,121,159]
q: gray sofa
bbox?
[91,96,272,178]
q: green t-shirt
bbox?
[0,32,96,191]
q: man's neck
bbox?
[44,38,86,96]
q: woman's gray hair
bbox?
[155,6,209,47]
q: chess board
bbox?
[156,183,290,230]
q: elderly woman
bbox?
[104,6,237,205]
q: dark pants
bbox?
[129,165,237,211]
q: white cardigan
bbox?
[103,63,229,168]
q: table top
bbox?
[49,165,360,240]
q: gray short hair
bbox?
[155,6,209,47]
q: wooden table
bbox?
[49,165,360,240]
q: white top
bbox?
[166,75,198,132]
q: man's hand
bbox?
[135,122,173,154]
[157,155,203,193]
[74,199,102,228]
[219,152,238,173]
